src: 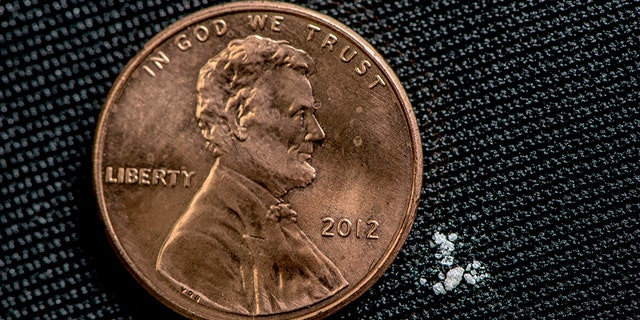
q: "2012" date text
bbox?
[321,217,379,239]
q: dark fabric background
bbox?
[1,0,638,319]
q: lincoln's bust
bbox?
[156,35,347,315]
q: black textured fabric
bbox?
[1,0,638,319]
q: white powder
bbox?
[443,266,465,291]
[464,273,476,285]
[427,231,489,295]
[432,282,446,295]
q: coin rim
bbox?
[92,2,423,319]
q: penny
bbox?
[93,2,422,319]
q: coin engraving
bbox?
[175,19,229,52]
[247,15,285,32]
[142,51,171,77]
[321,217,380,239]
[104,166,195,187]
[156,35,348,315]
[94,2,422,319]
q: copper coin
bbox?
[93,2,422,319]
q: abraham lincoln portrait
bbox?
[156,35,348,315]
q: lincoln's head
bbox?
[196,35,326,196]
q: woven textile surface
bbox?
[1,0,638,319]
